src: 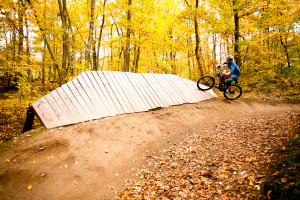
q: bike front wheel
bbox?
[223,84,242,100]
[197,76,215,91]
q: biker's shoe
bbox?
[214,85,219,88]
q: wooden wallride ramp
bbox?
[32,71,217,129]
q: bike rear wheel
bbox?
[197,76,215,91]
[223,84,242,100]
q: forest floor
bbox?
[0,98,299,200]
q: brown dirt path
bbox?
[0,98,299,200]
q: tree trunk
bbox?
[194,0,203,76]
[85,0,96,69]
[280,35,290,68]
[96,0,107,71]
[58,0,69,83]
[65,8,75,76]
[110,24,113,65]
[92,37,97,70]
[18,0,24,61]
[133,35,140,73]
[123,0,132,72]
[42,44,46,84]
[25,15,30,66]
[233,0,241,67]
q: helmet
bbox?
[226,55,234,61]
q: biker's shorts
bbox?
[227,74,239,83]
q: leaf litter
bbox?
[117,112,299,199]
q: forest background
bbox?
[0,0,299,143]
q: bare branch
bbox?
[184,0,191,8]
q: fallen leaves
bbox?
[47,156,54,160]
[28,185,32,190]
[116,112,299,199]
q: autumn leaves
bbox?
[117,112,299,199]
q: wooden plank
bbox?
[133,73,163,108]
[80,72,111,117]
[91,71,122,115]
[77,74,105,119]
[147,73,176,105]
[59,85,88,122]
[173,77,201,102]
[140,73,165,107]
[149,73,176,106]
[141,73,169,107]
[32,97,63,129]
[183,78,210,101]
[51,90,80,124]
[182,78,206,101]
[109,71,138,112]
[171,75,198,103]
[86,71,118,116]
[95,71,125,114]
[110,71,138,112]
[185,79,214,99]
[44,94,69,125]
[124,72,154,110]
[152,74,179,105]
[72,77,100,119]
[102,71,133,113]
[163,74,190,103]
[157,74,185,104]
[66,81,95,120]
[117,72,148,112]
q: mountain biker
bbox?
[219,55,241,92]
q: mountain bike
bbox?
[196,65,242,100]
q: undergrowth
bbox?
[0,81,58,144]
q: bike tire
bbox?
[223,84,242,100]
[197,76,215,91]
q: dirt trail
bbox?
[0,98,299,200]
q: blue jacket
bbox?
[223,61,241,76]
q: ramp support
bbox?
[22,104,35,133]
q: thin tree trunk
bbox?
[85,0,96,69]
[118,47,124,70]
[110,24,113,65]
[18,0,24,61]
[58,0,69,83]
[96,0,107,71]
[25,16,30,66]
[9,30,17,88]
[233,0,241,67]
[133,34,140,73]
[195,0,203,76]
[135,46,140,72]
[92,36,97,70]
[42,43,46,85]
[123,0,132,72]
[280,35,290,68]
[25,15,32,83]
[65,8,75,76]
[219,37,222,63]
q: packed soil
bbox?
[0,98,299,200]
